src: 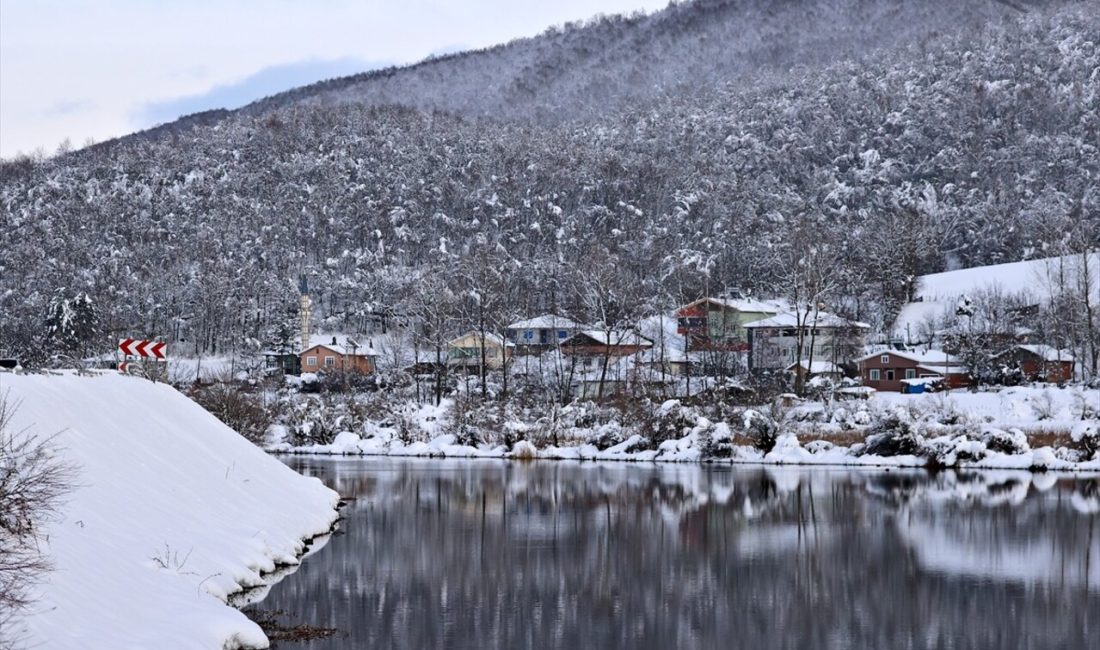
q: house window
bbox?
[869,369,880,381]
[523,330,533,340]
[881,355,889,363]
[307,357,317,367]
[324,356,335,367]
[905,369,916,379]
[558,330,567,339]
[886,370,895,381]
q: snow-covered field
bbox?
[272,386,1100,472]
[1,370,339,649]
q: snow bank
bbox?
[1,371,339,649]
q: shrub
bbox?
[1,394,74,643]
[860,411,923,457]
[1031,390,1057,421]
[1071,421,1100,461]
[697,422,733,459]
[981,427,1029,455]
[640,400,697,449]
[585,422,626,450]
[188,383,273,444]
[741,409,780,453]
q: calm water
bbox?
[247,458,1100,650]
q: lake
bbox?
[245,458,1099,649]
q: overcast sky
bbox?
[0,0,666,158]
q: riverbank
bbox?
[269,385,1100,473]
[1,371,340,649]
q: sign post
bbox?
[118,338,168,381]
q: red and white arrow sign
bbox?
[119,338,167,360]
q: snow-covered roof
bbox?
[305,334,376,356]
[567,330,653,347]
[448,331,515,347]
[743,310,870,329]
[680,296,787,315]
[506,313,581,330]
[999,344,1074,362]
[785,360,842,374]
[855,349,956,366]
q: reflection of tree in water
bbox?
[249,460,1099,650]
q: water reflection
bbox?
[247,459,1099,649]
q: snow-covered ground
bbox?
[271,386,1100,472]
[1,370,339,649]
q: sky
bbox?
[0,0,667,158]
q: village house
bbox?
[992,345,1075,383]
[745,311,869,373]
[856,349,970,393]
[505,314,583,353]
[560,330,653,364]
[300,335,377,374]
[560,331,654,399]
[447,331,514,371]
[263,350,301,375]
[675,295,784,351]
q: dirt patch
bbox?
[244,609,341,646]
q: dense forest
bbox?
[0,0,1097,363]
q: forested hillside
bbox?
[1,0,1097,362]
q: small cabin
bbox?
[300,336,376,375]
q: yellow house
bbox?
[447,331,514,370]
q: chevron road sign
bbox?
[118,338,167,360]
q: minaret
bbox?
[298,275,312,352]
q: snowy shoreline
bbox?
[269,431,1100,474]
[2,371,341,650]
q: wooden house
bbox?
[745,311,869,372]
[560,330,653,360]
[675,296,783,351]
[856,349,970,393]
[300,336,376,375]
[505,314,582,352]
[993,345,1075,383]
[447,332,514,371]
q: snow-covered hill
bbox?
[892,252,1100,343]
[1,370,339,649]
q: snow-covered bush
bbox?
[282,395,369,446]
[1031,390,1057,421]
[585,422,626,450]
[981,426,1029,455]
[923,434,986,467]
[804,440,835,454]
[697,422,733,459]
[741,409,780,453]
[859,410,923,457]
[1071,421,1100,460]
[639,399,697,449]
